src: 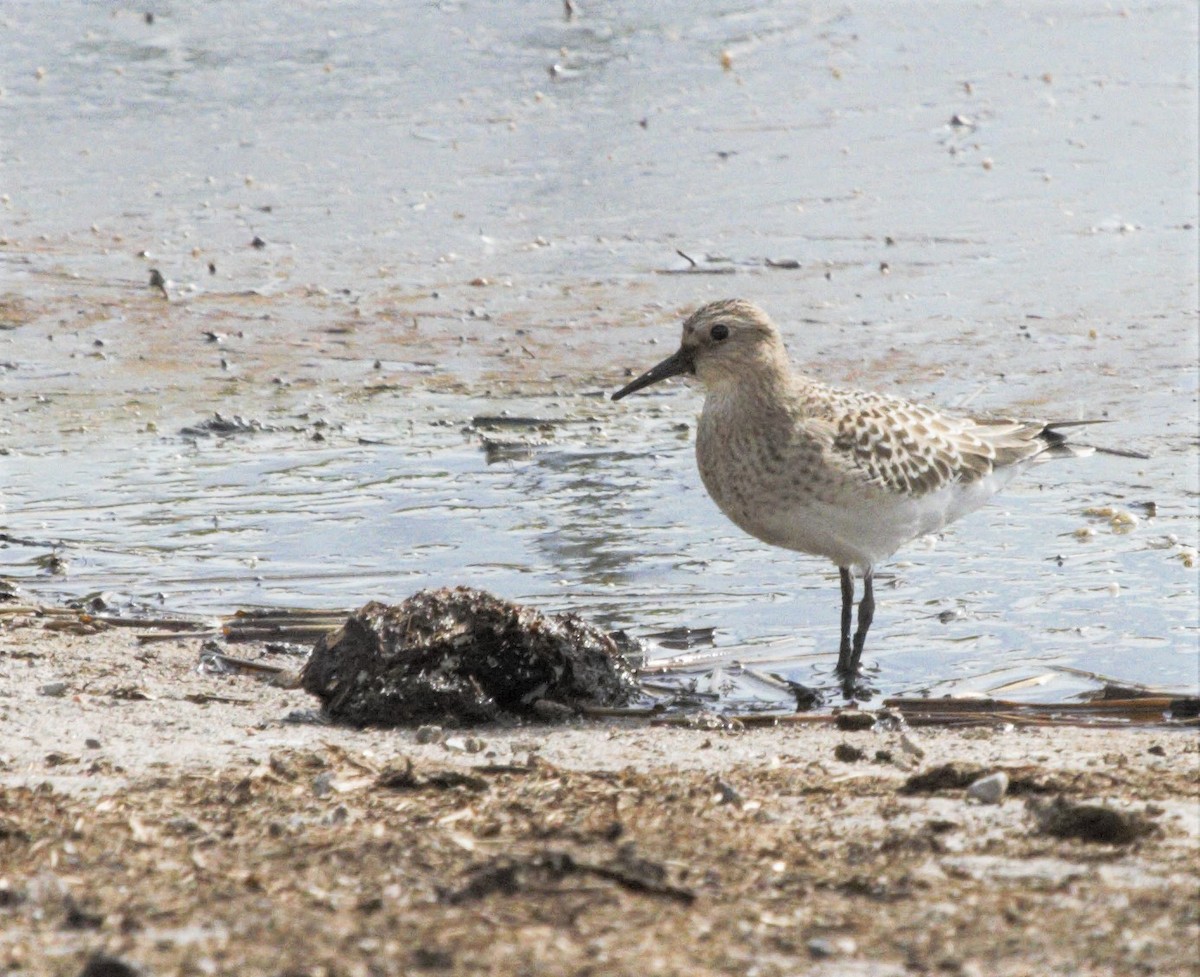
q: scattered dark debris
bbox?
[300,588,640,726]
[197,644,295,686]
[376,759,490,793]
[222,607,346,645]
[0,819,30,844]
[411,947,454,970]
[1028,797,1158,845]
[62,895,104,930]
[469,415,561,430]
[181,412,274,437]
[652,710,743,732]
[789,681,823,712]
[834,711,876,732]
[711,777,743,806]
[1168,697,1200,719]
[901,763,1065,796]
[901,763,992,794]
[642,625,715,651]
[480,438,538,464]
[605,629,647,666]
[179,413,340,441]
[251,236,267,249]
[657,250,737,275]
[106,686,153,701]
[765,258,801,269]
[885,694,1196,727]
[834,873,911,902]
[34,553,69,576]
[834,743,865,763]
[1147,744,1166,757]
[65,592,110,613]
[444,848,695,905]
[78,953,142,977]
[147,268,168,298]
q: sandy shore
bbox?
[1,615,1197,976]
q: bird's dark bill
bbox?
[611,347,695,401]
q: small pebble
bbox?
[415,725,444,744]
[443,735,485,754]
[967,771,1009,805]
[807,938,835,959]
[834,743,865,763]
[806,937,855,958]
[40,681,68,697]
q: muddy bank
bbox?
[1,619,1197,976]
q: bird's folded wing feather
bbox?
[812,391,1049,496]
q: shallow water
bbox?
[2,0,1197,702]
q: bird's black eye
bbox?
[710,323,729,341]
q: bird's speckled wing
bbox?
[814,387,1050,497]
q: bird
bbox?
[610,299,1096,686]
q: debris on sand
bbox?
[1028,797,1158,845]
[78,955,142,977]
[444,848,695,905]
[901,762,1063,796]
[834,710,876,731]
[301,587,640,726]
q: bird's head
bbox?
[611,299,785,401]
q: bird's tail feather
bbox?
[1039,420,1149,460]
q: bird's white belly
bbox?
[702,458,1018,570]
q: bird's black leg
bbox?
[848,567,875,673]
[836,566,854,674]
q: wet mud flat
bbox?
[2,620,1198,976]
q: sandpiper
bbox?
[611,299,1094,682]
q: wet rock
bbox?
[966,771,1009,805]
[1028,797,1157,845]
[301,588,639,726]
